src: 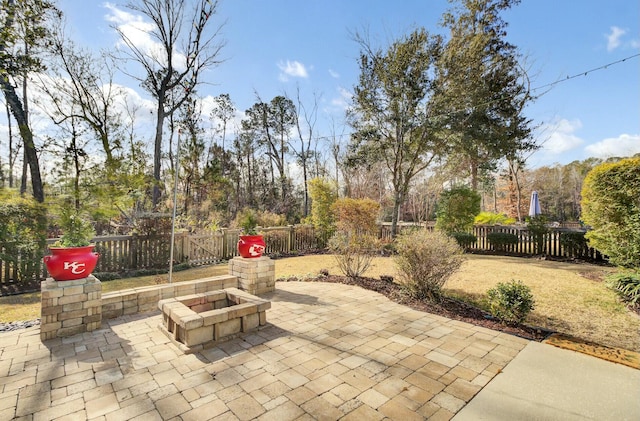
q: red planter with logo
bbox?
[43,245,100,281]
[237,235,266,258]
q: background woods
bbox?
[1,0,637,254]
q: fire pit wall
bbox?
[158,287,271,353]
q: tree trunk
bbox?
[20,147,27,194]
[0,77,44,202]
[507,160,523,222]
[73,138,81,210]
[302,161,309,216]
[5,101,14,187]
[470,159,478,191]
[390,189,403,238]
[152,101,165,208]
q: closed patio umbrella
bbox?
[529,190,542,217]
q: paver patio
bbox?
[0,281,529,420]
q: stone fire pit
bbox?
[158,287,271,353]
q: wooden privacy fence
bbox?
[1,234,175,284]
[173,226,329,265]
[469,225,602,260]
[1,223,602,284]
[381,223,602,260]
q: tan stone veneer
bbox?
[40,275,102,340]
[158,287,271,353]
[228,256,275,295]
[40,256,276,340]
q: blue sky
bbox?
[7,0,640,169]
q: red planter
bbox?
[237,235,266,258]
[43,245,100,281]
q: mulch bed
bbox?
[280,274,552,342]
[0,279,41,297]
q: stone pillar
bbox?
[40,275,102,341]
[228,256,275,295]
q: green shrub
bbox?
[54,207,96,247]
[581,157,640,268]
[234,208,259,234]
[486,232,519,251]
[307,177,337,238]
[394,229,464,301]
[474,212,515,225]
[0,189,47,281]
[606,272,640,305]
[526,215,548,255]
[451,232,477,249]
[435,186,481,234]
[559,231,588,255]
[92,272,122,282]
[487,280,535,324]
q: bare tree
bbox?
[243,95,295,207]
[289,87,319,217]
[113,0,225,208]
[0,0,57,202]
[40,23,126,172]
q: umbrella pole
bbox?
[168,130,181,284]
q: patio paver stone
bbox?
[0,281,529,420]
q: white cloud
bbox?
[330,86,352,110]
[541,118,584,153]
[328,69,340,79]
[199,94,242,139]
[104,3,186,70]
[277,60,309,82]
[606,26,626,52]
[585,134,640,158]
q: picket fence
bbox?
[0,224,601,285]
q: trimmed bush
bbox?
[451,232,477,249]
[581,157,640,268]
[486,232,519,251]
[606,272,640,305]
[394,229,464,301]
[487,280,535,324]
[435,186,481,234]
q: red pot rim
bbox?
[239,235,263,240]
[48,245,95,253]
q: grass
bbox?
[2,254,638,352]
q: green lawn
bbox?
[1,254,638,352]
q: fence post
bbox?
[221,229,227,259]
[174,231,186,263]
[288,225,294,253]
[131,234,138,269]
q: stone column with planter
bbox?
[40,275,102,340]
[228,256,275,295]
